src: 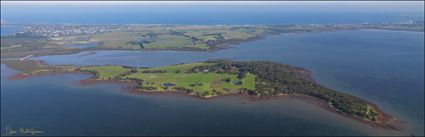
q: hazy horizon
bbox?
[1,1,424,12]
[1,1,424,25]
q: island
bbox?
[1,23,424,58]
[1,59,402,131]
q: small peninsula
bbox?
[1,59,402,131]
[1,23,424,58]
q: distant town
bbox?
[1,21,423,58]
[2,20,424,38]
[13,24,134,38]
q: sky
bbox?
[1,1,423,25]
[1,1,424,12]
[1,1,424,9]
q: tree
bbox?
[234,81,243,85]
[130,69,138,73]
[223,78,231,83]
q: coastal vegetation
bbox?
[80,65,129,80]
[1,23,423,58]
[81,62,256,97]
[1,59,383,123]
[192,60,379,121]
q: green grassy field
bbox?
[143,34,209,50]
[142,62,212,72]
[89,31,141,50]
[127,63,255,96]
[3,59,386,122]
[79,63,256,97]
[126,72,255,96]
[0,26,265,57]
[83,26,265,51]
[81,66,130,80]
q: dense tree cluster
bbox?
[79,69,100,79]
[141,70,167,73]
[189,60,378,121]
[124,78,144,87]
[140,86,158,90]
[175,87,194,93]
[80,60,378,121]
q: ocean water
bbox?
[0,26,25,36]
[1,64,372,136]
[1,3,423,25]
[29,30,424,135]
[1,2,424,136]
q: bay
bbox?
[1,2,424,136]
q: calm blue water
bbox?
[1,64,371,136]
[0,26,25,36]
[29,30,424,135]
[1,2,424,136]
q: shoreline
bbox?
[54,71,407,132]
[2,28,422,58]
[290,66,403,131]
[0,30,272,58]
[3,62,403,132]
[74,75,401,131]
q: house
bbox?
[202,69,209,73]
